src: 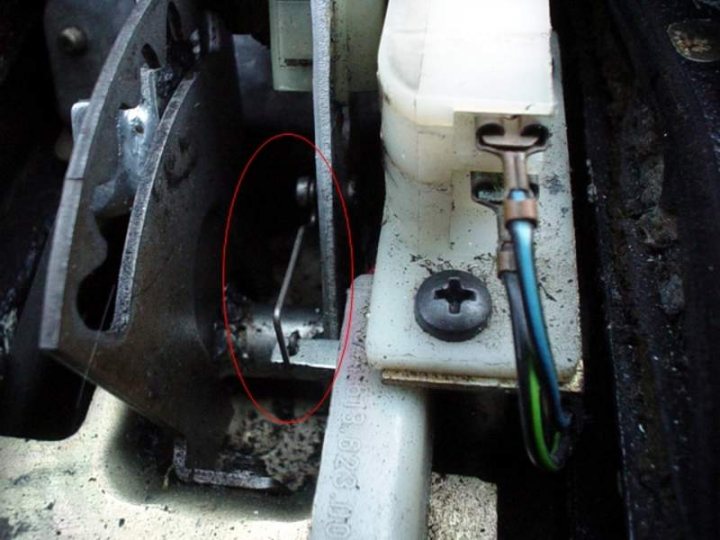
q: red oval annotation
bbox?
[221,132,355,425]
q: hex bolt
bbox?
[414,270,492,342]
[58,26,88,56]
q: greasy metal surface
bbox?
[44,0,135,122]
[232,306,322,367]
[218,294,330,378]
[40,0,240,457]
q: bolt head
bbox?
[295,176,315,209]
[414,270,492,342]
[58,26,87,56]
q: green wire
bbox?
[529,364,562,471]
[502,269,567,471]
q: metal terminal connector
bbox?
[475,116,548,265]
[476,116,548,196]
[496,242,517,275]
[503,198,538,225]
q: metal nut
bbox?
[414,270,492,342]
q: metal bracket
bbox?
[40,0,242,461]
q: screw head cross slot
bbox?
[414,270,492,342]
[434,277,476,314]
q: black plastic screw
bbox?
[414,270,492,342]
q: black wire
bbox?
[503,271,572,470]
[502,271,543,468]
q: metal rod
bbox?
[273,223,308,366]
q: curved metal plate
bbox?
[41,0,241,456]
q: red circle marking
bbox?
[221,132,355,425]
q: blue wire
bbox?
[507,190,571,431]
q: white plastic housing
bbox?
[378,0,555,127]
[366,0,582,383]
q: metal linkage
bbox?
[273,220,312,366]
[221,174,339,376]
[273,177,318,366]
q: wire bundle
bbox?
[502,190,572,471]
